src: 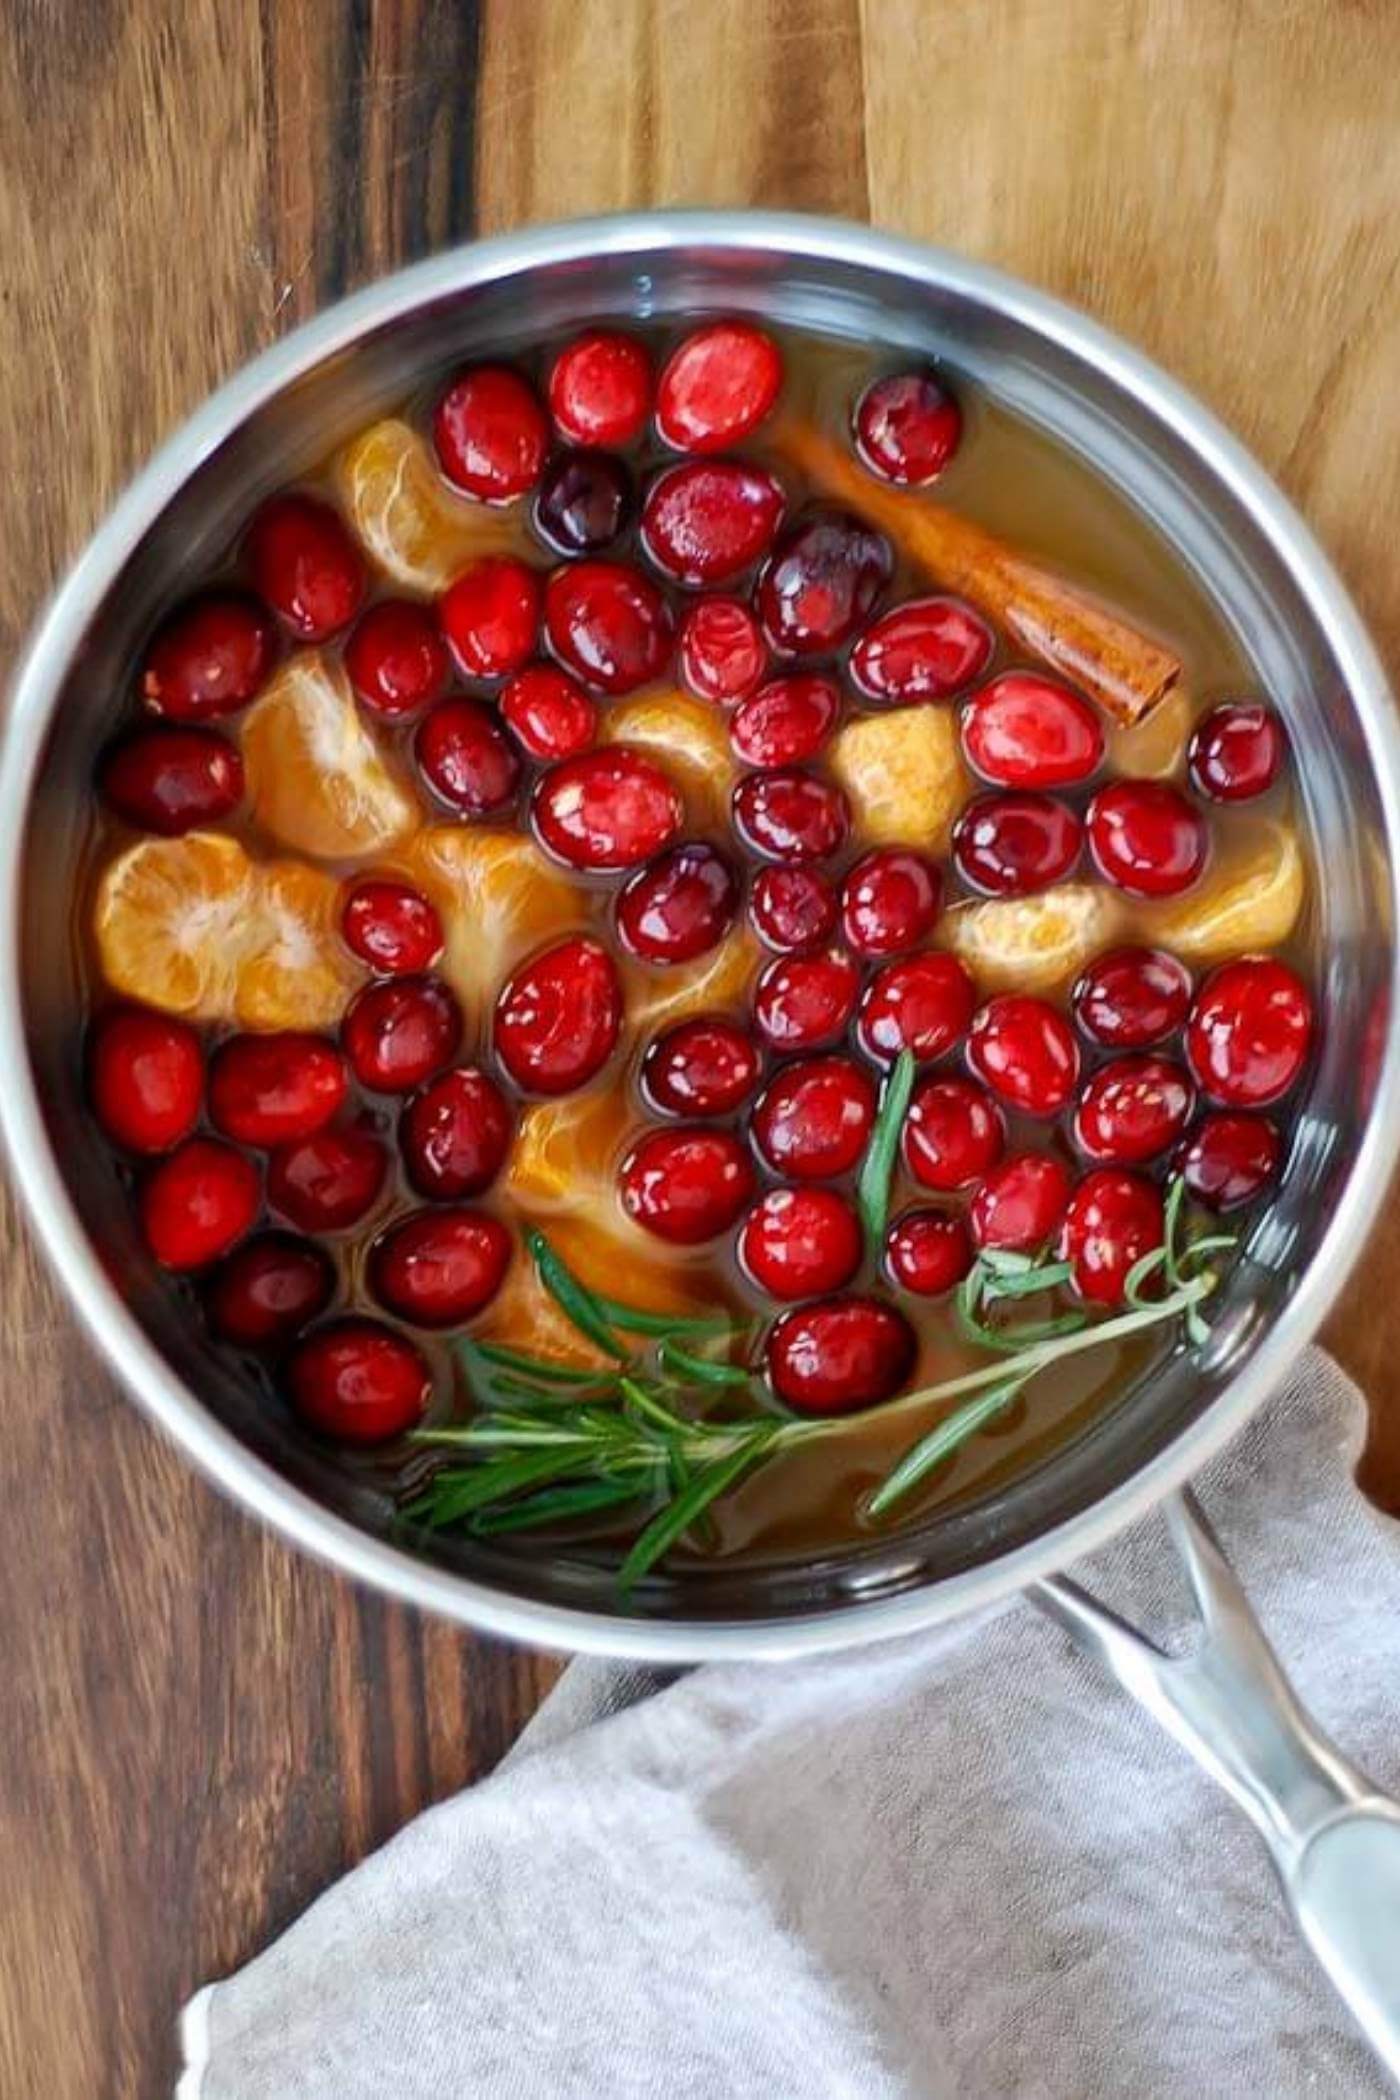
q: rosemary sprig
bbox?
[857,1047,916,1248]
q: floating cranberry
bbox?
[433,365,548,501]
[500,664,597,761]
[369,1208,512,1327]
[1072,947,1192,1049]
[209,1232,334,1347]
[616,843,739,965]
[850,596,991,703]
[400,1065,514,1199]
[885,1209,974,1297]
[753,949,860,1052]
[1184,957,1313,1108]
[751,1056,876,1181]
[141,593,275,720]
[857,953,977,1067]
[438,557,540,680]
[1072,1055,1195,1165]
[677,596,766,703]
[961,673,1105,788]
[268,1122,388,1232]
[641,460,785,586]
[732,769,849,864]
[1177,1111,1282,1211]
[970,1153,1073,1251]
[749,865,839,953]
[1058,1168,1164,1305]
[89,1008,203,1154]
[642,1017,761,1118]
[739,1187,862,1300]
[345,599,450,716]
[854,371,962,486]
[902,1074,1004,1190]
[953,792,1082,897]
[494,936,622,1094]
[209,1032,347,1148]
[767,1297,916,1416]
[140,1137,259,1271]
[840,848,942,958]
[534,746,683,871]
[416,697,522,816]
[1088,781,1208,898]
[341,878,444,976]
[968,996,1080,1117]
[544,559,673,694]
[342,975,462,1093]
[286,1320,431,1444]
[1188,701,1285,803]
[729,674,839,768]
[655,322,783,453]
[549,331,652,448]
[534,449,632,556]
[245,493,365,640]
[100,727,244,835]
[758,511,893,655]
[619,1127,754,1244]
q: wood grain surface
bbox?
[2,4,1398,2094]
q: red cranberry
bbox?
[840,849,942,958]
[493,936,622,1094]
[655,323,783,453]
[641,461,784,586]
[753,949,860,1052]
[345,599,450,716]
[1184,957,1313,1108]
[739,1186,862,1300]
[439,556,541,680]
[140,1137,259,1270]
[855,372,961,485]
[677,596,766,703]
[100,727,244,835]
[1088,781,1208,898]
[534,449,632,555]
[749,865,839,953]
[1072,947,1192,1049]
[500,664,597,761]
[758,511,893,655]
[902,1075,1004,1190]
[970,1153,1073,1251]
[268,1122,388,1232]
[729,674,839,768]
[857,953,977,1067]
[732,769,849,864]
[533,747,683,871]
[141,593,275,720]
[286,1320,431,1444]
[886,1209,973,1296]
[89,1008,203,1154]
[1072,1055,1195,1164]
[209,1032,348,1148]
[342,975,462,1093]
[400,1066,514,1199]
[953,792,1082,896]
[850,596,991,703]
[416,697,522,816]
[544,560,673,695]
[1058,1168,1164,1305]
[369,1208,512,1327]
[209,1232,334,1347]
[341,878,444,975]
[961,673,1105,788]
[1188,701,1285,802]
[751,1056,876,1181]
[616,843,739,965]
[642,1017,761,1118]
[245,493,365,640]
[433,366,548,501]
[1177,1112,1282,1211]
[619,1127,754,1244]
[549,331,652,448]
[968,996,1080,1117]
[767,1297,916,1415]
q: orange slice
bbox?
[829,704,969,851]
[236,859,363,1030]
[474,1259,613,1373]
[402,827,587,1007]
[338,418,529,594]
[946,883,1125,995]
[242,651,417,861]
[1134,817,1304,960]
[602,690,735,828]
[94,832,253,1019]
[507,1090,638,1213]
[627,925,761,1030]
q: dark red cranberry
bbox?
[767,1297,916,1415]
[416,697,522,816]
[544,559,673,694]
[433,366,548,501]
[967,996,1080,1117]
[1184,958,1313,1108]
[534,747,683,871]
[1088,781,1208,898]
[677,596,766,703]
[753,949,860,1052]
[1072,947,1192,1049]
[549,331,652,448]
[140,1137,259,1270]
[641,461,784,586]
[345,599,450,716]
[1058,1169,1164,1305]
[749,865,839,953]
[342,975,462,1093]
[751,1056,876,1181]
[400,1066,514,1199]
[739,1186,862,1300]
[1177,1112,1282,1211]
[732,769,849,864]
[245,493,364,640]
[286,1320,431,1444]
[141,593,275,720]
[885,1209,973,1296]
[840,849,942,958]
[619,1127,755,1244]
[902,1075,1004,1190]
[1188,701,1285,802]
[341,878,444,976]
[100,727,244,835]
[642,1017,761,1118]
[970,1153,1073,1251]
[616,843,739,965]
[850,596,991,703]
[209,1032,347,1148]
[1072,1055,1195,1164]
[369,1208,513,1326]
[89,1008,203,1154]
[209,1232,334,1347]
[953,792,1082,897]
[758,511,893,656]
[268,1122,388,1232]
[534,449,632,556]
[493,937,622,1094]
[855,371,961,485]
[655,323,783,453]
[438,556,541,680]
[500,664,597,761]
[857,953,977,1067]
[961,673,1105,788]
[729,674,839,768]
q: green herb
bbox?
[866,1373,1031,1518]
[857,1047,916,1248]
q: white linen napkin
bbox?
[179,1346,1400,2098]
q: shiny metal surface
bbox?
[3,212,1399,1660]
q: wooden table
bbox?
[2,5,1398,2093]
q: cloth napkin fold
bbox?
[180,1346,1400,2099]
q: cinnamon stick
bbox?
[774,422,1181,726]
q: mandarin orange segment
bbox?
[506,1089,639,1212]
[337,418,529,594]
[241,651,418,861]
[945,883,1125,994]
[236,859,364,1031]
[94,832,253,1018]
[601,689,736,828]
[401,826,587,1007]
[1134,816,1304,960]
[626,924,761,1031]
[829,703,969,851]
